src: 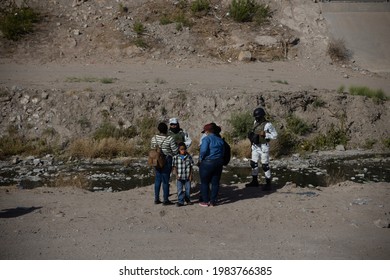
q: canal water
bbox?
[1,154,389,192]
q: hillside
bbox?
[0,0,389,154]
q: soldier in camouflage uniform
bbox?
[246,108,278,190]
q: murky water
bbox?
[1,154,389,192]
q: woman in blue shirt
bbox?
[198,123,224,207]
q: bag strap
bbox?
[252,121,265,132]
[155,135,168,152]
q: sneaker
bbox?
[199,202,209,207]
[176,202,184,207]
[186,200,193,205]
[209,202,216,207]
[154,200,162,204]
[162,200,174,206]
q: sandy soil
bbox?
[0,180,389,260]
[0,0,389,261]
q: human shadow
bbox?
[0,206,42,218]
[190,182,283,206]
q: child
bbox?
[172,142,194,207]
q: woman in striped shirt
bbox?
[150,122,178,205]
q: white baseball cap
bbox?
[169,118,179,124]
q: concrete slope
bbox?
[322,2,390,73]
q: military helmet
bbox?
[253,107,265,118]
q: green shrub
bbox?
[0,5,39,40]
[229,0,269,23]
[191,0,210,14]
[312,124,348,150]
[286,114,311,136]
[227,111,253,140]
[229,0,257,22]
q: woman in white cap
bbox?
[168,117,192,148]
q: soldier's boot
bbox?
[262,178,272,191]
[245,176,259,187]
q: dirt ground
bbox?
[0,181,389,260]
[0,0,390,261]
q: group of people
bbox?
[150,108,278,207]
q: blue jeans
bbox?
[154,156,172,202]
[177,179,191,204]
[199,158,223,204]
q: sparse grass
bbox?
[177,0,189,10]
[253,4,270,25]
[325,168,346,187]
[100,77,115,84]
[363,139,377,150]
[93,122,137,141]
[64,116,159,159]
[42,127,57,137]
[138,116,158,139]
[68,137,138,159]
[173,11,192,30]
[0,129,56,159]
[191,0,210,15]
[231,139,251,158]
[348,86,387,103]
[271,130,298,158]
[134,37,148,48]
[133,21,145,35]
[271,79,288,85]
[65,77,116,84]
[327,38,350,62]
[160,15,173,25]
[50,172,91,189]
[66,77,98,83]
[337,85,345,94]
[77,117,91,129]
[286,114,311,136]
[154,78,167,84]
[313,98,326,108]
[0,5,40,41]
[383,138,390,150]
[118,3,129,14]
